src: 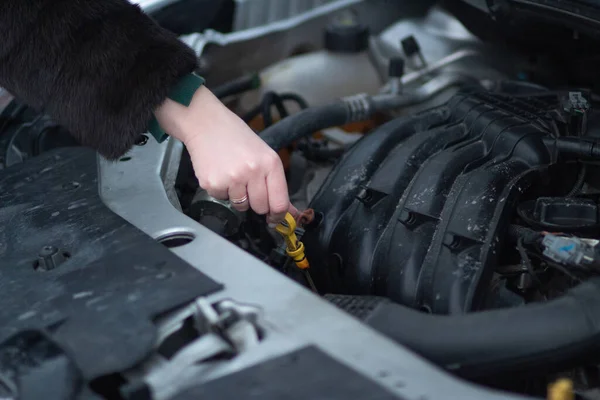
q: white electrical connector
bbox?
[542,234,598,269]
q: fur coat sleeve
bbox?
[0,0,198,159]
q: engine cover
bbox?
[304,90,564,314]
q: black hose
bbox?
[261,92,289,127]
[259,102,351,151]
[242,92,309,126]
[508,225,543,245]
[242,103,263,124]
[278,93,309,110]
[568,164,587,197]
[212,73,261,99]
[361,278,600,379]
[259,74,472,151]
[297,142,346,161]
[544,137,600,159]
[517,237,541,287]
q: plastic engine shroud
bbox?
[304,90,563,314]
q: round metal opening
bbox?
[156,232,195,248]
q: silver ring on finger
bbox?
[230,195,248,205]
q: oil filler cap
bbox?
[324,12,369,53]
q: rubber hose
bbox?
[278,93,309,109]
[568,164,587,197]
[507,225,542,245]
[261,92,289,127]
[259,74,471,151]
[242,103,263,123]
[259,102,350,151]
[212,73,260,99]
[544,137,600,159]
[242,92,308,125]
[298,143,346,161]
[364,278,600,379]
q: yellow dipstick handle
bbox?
[275,213,310,270]
[548,378,574,400]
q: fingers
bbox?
[265,163,290,224]
[288,203,299,219]
[228,183,249,212]
[247,176,270,216]
[201,179,228,200]
[196,151,291,223]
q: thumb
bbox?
[288,203,300,219]
[266,203,299,226]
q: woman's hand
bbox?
[155,86,296,224]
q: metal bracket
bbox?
[122,298,263,400]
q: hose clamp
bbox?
[343,93,372,122]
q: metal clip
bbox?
[122,298,263,400]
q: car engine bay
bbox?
[4,0,600,399]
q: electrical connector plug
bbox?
[542,234,598,269]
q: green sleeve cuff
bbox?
[147,72,206,143]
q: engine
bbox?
[305,89,594,314]
[177,3,600,394]
[5,0,600,398]
[174,3,600,318]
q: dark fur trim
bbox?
[0,0,198,159]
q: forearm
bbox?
[0,0,198,159]
[155,85,229,146]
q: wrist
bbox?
[182,85,238,143]
[147,72,205,143]
[155,86,218,145]
[154,98,188,141]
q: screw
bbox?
[398,210,416,226]
[35,246,68,271]
[443,233,461,250]
[356,187,372,203]
[39,246,57,257]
